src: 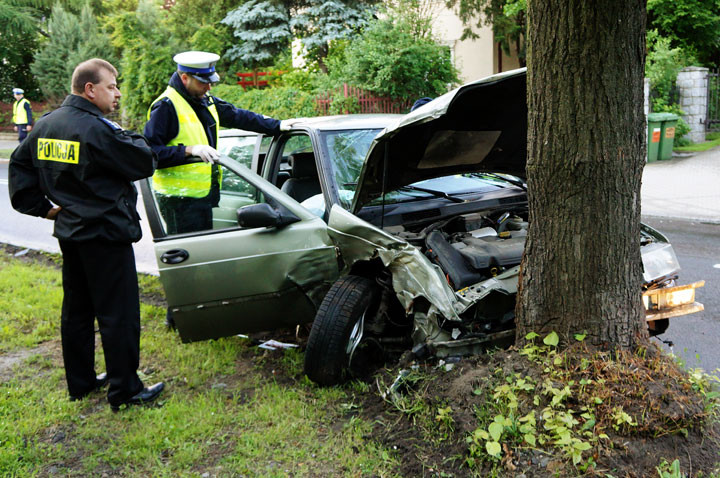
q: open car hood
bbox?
[352,68,527,213]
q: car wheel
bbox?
[304,275,380,386]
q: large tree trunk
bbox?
[516,1,649,348]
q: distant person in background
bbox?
[12,88,33,142]
[410,97,434,112]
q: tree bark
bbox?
[516,0,649,349]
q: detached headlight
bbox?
[641,242,680,282]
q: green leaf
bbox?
[543,332,559,347]
[574,441,592,451]
[488,422,504,441]
[485,441,502,457]
[574,333,586,341]
[524,433,536,446]
[473,429,489,440]
[525,331,539,340]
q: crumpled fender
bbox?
[326,205,520,347]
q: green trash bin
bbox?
[646,113,664,162]
[657,112,679,161]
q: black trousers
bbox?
[17,124,28,142]
[59,240,144,405]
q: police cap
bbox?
[13,88,24,95]
[174,51,220,84]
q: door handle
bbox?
[161,249,189,264]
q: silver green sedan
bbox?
[140,68,703,385]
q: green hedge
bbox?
[211,85,320,119]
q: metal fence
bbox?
[707,69,720,131]
[315,84,413,115]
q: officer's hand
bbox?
[188,145,220,164]
[46,206,62,220]
[280,119,303,132]
[27,125,32,132]
[13,126,17,132]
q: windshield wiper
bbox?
[471,172,527,191]
[398,185,466,203]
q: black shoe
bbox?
[165,309,176,330]
[69,373,109,401]
[111,382,165,412]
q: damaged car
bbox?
[140,68,704,386]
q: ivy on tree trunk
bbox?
[516,0,649,349]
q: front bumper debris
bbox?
[644,281,705,321]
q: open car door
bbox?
[139,157,340,343]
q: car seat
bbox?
[280,152,321,203]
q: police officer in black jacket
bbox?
[9,58,165,411]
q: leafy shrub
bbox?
[326,93,360,115]
[211,84,319,119]
[336,1,459,100]
[645,30,691,102]
[106,0,181,130]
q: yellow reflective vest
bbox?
[148,87,220,198]
[13,98,31,125]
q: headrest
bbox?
[288,152,317,179]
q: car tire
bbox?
[304,275,380,386]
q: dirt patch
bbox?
[0,342,58,383]
[354,346,720,477]
[0,243,62,269]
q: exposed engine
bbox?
[387,209,529,291]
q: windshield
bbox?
[320,129,383,208]
[367,173,521,206]
[320,128,524,210]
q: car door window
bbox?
[277,134,314,184]
[217,134,256,168]
[148,163,259,235]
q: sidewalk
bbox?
[641,147,720,223]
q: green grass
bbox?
[674,131,720,152]
[0,250,399,477]
[0,148,14,159]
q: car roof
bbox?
[219,128,260,137]
[289,114,403,131]
[219,115,403,138]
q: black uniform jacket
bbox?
[9,95,156,243]
[144,72,281,168]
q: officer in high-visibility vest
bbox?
[144,51,294,235]
[12,88,33,142]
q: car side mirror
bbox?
[236,203,301,229]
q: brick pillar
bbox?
[676,67,708,143]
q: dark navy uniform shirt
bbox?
[144,72,281,169]
[9,95,156,243]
